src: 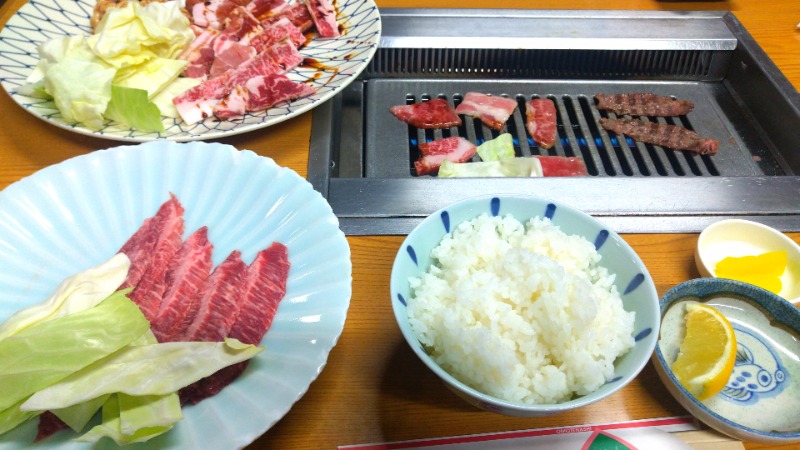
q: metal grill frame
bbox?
[307,9,800,235]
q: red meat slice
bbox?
[259,2,314,31]
[181,242,290,404]
[178,250,247,342]
[525,98,558,149]
[246,17,306,50]
[151,227,214,342]
[302,0,340,38]
[35,412,68,442]
[245,73,316,111]
[118,194,184,290]
[455,92,518,130]
[534,156,588,176]
[415,136,477,175]
[390,98,462,129]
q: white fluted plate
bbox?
[0,0,381,142]
[0,141,352,449]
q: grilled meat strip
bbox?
[600,117,719,155]
[595,93,694,117]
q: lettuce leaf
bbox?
[0,253,130,340]
[114,57,187,98]
[477,133,515,161]
[438,157,543,178]
[21,338,262,411]
[0,292,149,412]
[0,399,38,436]
[52,394,110,432]
[104,85,166,132]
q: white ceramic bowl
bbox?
[390,194,660,417]
[695,219,800,304]
[653,278,800,444]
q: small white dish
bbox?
[695,219,800,304]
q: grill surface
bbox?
[308,9,800,235]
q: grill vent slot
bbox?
[403,94,720,177]
[366,49,721,79]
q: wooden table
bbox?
[1,0,799,448]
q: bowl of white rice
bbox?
[390,195,660,417]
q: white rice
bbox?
[407,213,635,405]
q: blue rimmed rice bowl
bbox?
[390,195,660,417]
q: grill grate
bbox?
[400,93,721,177]
[366,48,722,80]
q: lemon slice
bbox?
[671,303,737,400]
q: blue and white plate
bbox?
[654,278,800,445]
[0,141,352,448]
[390,194,660,417]
[0,0,380,142]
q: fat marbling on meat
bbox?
[525,98,557,149]
[415,136,477,175]
[390,98,462,129]
[454,92,518,131]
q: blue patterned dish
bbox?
[390,195,660,417]
[653,278,800,444]
[0,0,380,142]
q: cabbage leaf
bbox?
[0,253,130,340]
[104,85,166,132]
[22,338,262,411]
[438,157,544,178]
[477,133,515,161]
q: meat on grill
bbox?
[389,98,462,129]
[595,93,695,117]
[535,156,588,176]
[600,117,719,155]
[454,92,518,131]
[525,98,557,149]
[415,136,477,175]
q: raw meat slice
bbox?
[246,17,306,50]
[229,242,290,344]
[119,194,184,293]
[600,117,719,155]
[302,0,340,38]
[126,209,185,323]
[415,136,477,175]
[189,0,250,30]
[209,40,257,78]
[595,93,694,117]
[151,227,214,343]
[173,41,302,123]
[35,411,67,442]
[259,2,314,31]
[244,73,316,111]
[178,250,247,342]
[525,98,557,149]
[454,92,518,130]
[178,28,220,79]
[247,0,286,18]
[213,85,250,119]
[390,98,462,129]
[534,156,588,176]
[181,242,290,404]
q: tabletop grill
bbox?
[307,9,800,235]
